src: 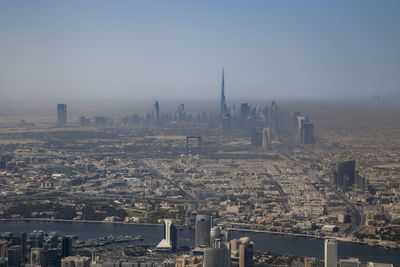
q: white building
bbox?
[324,239,337,267]
[155,219,177,252]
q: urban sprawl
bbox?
[1,71,399,267]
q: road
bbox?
[315,176,363,235]
[281,152,363,237]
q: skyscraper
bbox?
[251,128,262,146]
[210,226,230,246]
[57,104,67,125]
[30,248,46,267]
[28,230,44,248]
[177,104,185,122]
[239,237,253,267]
[300,121,314,144]
[0,232,26,263]
[220,69,227,120]
[62,236,72,258]
[195,215,212,248]
[47,248,58,267]
[46,232,58,249]
[154,101,160,125]
[7,245,22,267]
[333,160,356,192]
[239,103,250,131]
[262,127,272,150]
[269,100,278,134]
[155,219,177,252]
[95,116,106,127]
[324,239,337,267]
[203,247,230,267]
[205,226,231,267]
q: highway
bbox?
[281,152,363,237]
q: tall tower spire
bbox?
[220,68,226,118]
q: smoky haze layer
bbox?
[0,97,399,125]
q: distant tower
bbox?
[324,239,337,267]
[251,128,262,146]
[195,215,212,248]
[154,101,160,125]
[333,160,356,192]
[299,116,314,144]
[177,104,185,122]
[300,121,314,144]
[269,100,279,135]
[239,103,250,131]
[262,127,272,150]
[220,69,227,120]
[57,104,67,125]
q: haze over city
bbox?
[1,1,400,267]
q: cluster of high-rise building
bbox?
[154,215,254,267]
[0,231,73,267]
[190,215,254,267]
[0,217,254,267]
[56,69,317,151]
[2,230,392,267]
[321,239,393,267]
[288,111,315,144]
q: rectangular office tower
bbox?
[195,215,212,248]
[333,160,356,192]
[324,239,337,267]
[57,104,67,125]
[7,245,22,267]
[300,121,314,144]
[239,237,254,267]
[203,247,230,267]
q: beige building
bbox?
[175,255,203,267]
[61,256,91,267]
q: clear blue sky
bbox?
[0,0,399,101]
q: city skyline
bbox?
[0,1,399,266]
